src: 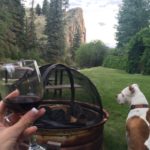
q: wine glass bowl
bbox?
[0,60,46,150]
[0,60,43,113]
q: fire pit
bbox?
[35,64,109,150]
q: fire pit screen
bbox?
[35,64,108,150]
[37,64,103,128]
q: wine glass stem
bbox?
[30,135,37,145]
[29,135,46,150]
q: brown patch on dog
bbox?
[129,85,135,94]
[146,109,150,123]
[126,116,149,150]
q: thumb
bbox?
[8,108,45,136]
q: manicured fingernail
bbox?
[31,107,39,114]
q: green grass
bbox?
[81,67,150,150]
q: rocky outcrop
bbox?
[34,7,86,49]
[65,7,86,48]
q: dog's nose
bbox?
[116,95,121,103]
[116,94,119,99]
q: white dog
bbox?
[117,83,150,150]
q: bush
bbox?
[140,48,150,75]
[75,41,108,68]
[103,48,128,70]
[103,54,127,70]
[127,27,150,74]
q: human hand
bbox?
[0,90,45,150]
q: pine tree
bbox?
[46,0,66,62]
[0,0,10,58]
[42,0,49,16]
[13,0,25,54]
[0,0,25,59]
[28,0,37,48]
[62,0,69,11]
[70,28,81,61]
[116,0,150,48]
[35,4,42,16]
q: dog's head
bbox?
[116,84,139,104]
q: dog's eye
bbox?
[121,93,125,97]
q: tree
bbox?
[127,36,145,73]
[62,0,69,12]
[35,4,42,16]
[28,0,37,48]
[70,27,81,61]
[45,0,66,62]
[22,0,38,58]
[127,27,150,74]
[0,0,25,59]
[42,0,49,16]
[13,0,25,53]
[75,41,108,68]
[116,0,150,48]
[141,48,150,74]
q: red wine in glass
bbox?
[4,95,41,113]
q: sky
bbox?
[24,0,122,48]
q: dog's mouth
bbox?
[117,100,124,105]
[116,96,125,105]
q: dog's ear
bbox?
[129,85,135,94]
[132,83,139,88]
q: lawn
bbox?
[81,67,150,150]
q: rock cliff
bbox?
[65,7,86,48]
[34,7,86,49]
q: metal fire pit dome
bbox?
[37,64,105,129]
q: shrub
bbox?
[103,54,127,70]
[75,40,108,68]
[140,48,150,75]
[127,27,150,74]
[103,48,128,70]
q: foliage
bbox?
[127,36,145,73]
[70,27,81,61]
[35,4,42,16]
[0,0,25,59]
[103,49,128,70]
[14,1,25,53]
[42,0,49,16]
[81,66,150,150]
[45,0,66,63]
[127,27,150,74]
[0,0,43,61]
[21,0,39,59]
[75,41,108,68]
[116,0,150,48]
[141,48,150,74]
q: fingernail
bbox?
[31,107,39,114]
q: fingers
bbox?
[22,126,37,137]
[8,108,45,136]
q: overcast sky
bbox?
[25,0,122,47]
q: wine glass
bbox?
[0,60,45,150]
